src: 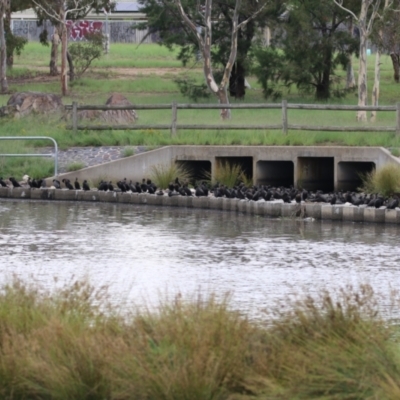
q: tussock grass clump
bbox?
[150,162,192,189]
[391,148,400,157]
[66,161,86,172]
[208,162,250,187]
[0,157,54,180]
[0,279,115,399]
[0,279,399,399]
[122,147,135,157]
[360,163,400,196]
[110,295,255,400]
[255,285,400,399]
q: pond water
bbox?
[1,199,400,316]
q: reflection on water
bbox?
[0,199,400,315]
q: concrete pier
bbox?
[1,187,399,225]
[3,145,399,225]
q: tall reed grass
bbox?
[207,161,250,187]
[150,162,193,189]
[0,279,399,399]
[360,163,400,196]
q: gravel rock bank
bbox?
[40,146,149,173]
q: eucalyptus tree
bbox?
[333,0,383,121]
[252,0,359,100]
[32,0,114,95]
[140,0,281,115]
[6,0,32,66]
[369,0,392,122]
[371,0,400,83]
[175,0,268,118]
[0,0,9,93]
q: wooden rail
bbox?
[65,101,400,136]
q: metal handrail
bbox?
[0,136,58,176]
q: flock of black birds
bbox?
[1,175,399,209]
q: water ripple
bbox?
[0,199,400,315]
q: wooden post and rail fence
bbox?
[66,101,400,137]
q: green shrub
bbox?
[68,32,104,79]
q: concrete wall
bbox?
[1,187,400,225]
[53,146,400,191]
[51,146,174,185]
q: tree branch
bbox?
[366,0,382,34]
[175,0,204,47]
[32,0,63,23]
[32,0,96,24]
[236,3,267,32]
[332,0,358,21]
[219,0,240,89]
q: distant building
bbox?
[10,1,155,43]
[11,1,145,21]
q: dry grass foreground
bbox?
[0,279,400,399]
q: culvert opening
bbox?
[337,161,375,191]
[256,161,294,187]
[215,157,253,184]
[175,160,212,185]
[298,157,334,192]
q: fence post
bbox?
[397,102,400,136]
[72,101,78,134]
[282,99,288,135]
[171,101,177,137]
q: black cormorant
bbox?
[74,178,81,190]
[83,180,90,191]
[9,177,21,188]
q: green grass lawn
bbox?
[1,42,400,177]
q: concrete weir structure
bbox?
[1,145,399,225]
[53,145,398,192]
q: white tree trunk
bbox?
[217,87,231,119]
[60,7,68,96]
[50,27,60,76]
[357,31,368,122]
[333,0,382,122]
[0,1,8,93]
[346,18,355,89]
[371,0,390,122]
[346,59,356,89]
[356,0,372,122]
[370,48,381,122]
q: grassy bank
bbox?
[0,279,399,399]
[1,43,400,177]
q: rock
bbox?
[75,94,138,124]
[0,105,18,118]
[77,109,103,121]
[5,92,64,118]
[100,93,138,124]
